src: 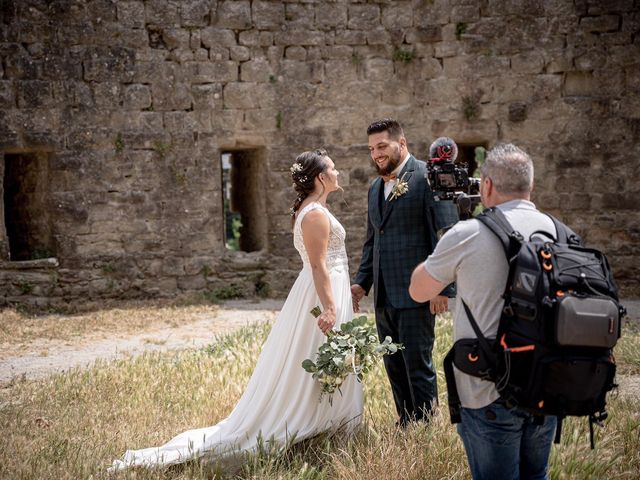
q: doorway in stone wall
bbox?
[220,149,267,252]
[2,152,56,261]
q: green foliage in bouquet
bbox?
[302,312,404,402]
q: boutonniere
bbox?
[389,172,409,201]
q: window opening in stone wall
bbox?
[220,149,267,253]
[456,142,488,178]
[2,152,56,261]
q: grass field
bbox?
[1,313,638,479]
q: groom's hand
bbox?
[351,284,365,313]
[429,295,448,315]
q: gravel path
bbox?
[1,298,638,394]
[0,299,283,384]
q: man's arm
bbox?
[409,262,447,304]
[353,192,375,294]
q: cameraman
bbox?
[408,144,557,480]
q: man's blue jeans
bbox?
[457,399,557,480]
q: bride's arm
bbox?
[301,209,336,334]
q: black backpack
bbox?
[443,207,626,448]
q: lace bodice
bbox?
[293,203,349,271]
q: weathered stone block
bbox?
[0,81,16,108]
[316,3,348,29]
[580,15,621,33]
[367,28,392,46]
[334,29,367,46]
[280,60,325,83]
[230,46,251,61]
[4,50,41,79]
[348,4,380,30]
[511,51,545,74]
[284,4,315,28]
[214,1,252,29]
[188,61,238,83]
[201,28,237,48]
[275,30,326,46]
[223,82,259,108]
[83,47,135,82]
[564,71,598,96]
[191,84,221,113]
[252,1,284,29]
[285,46,307,61]
[123,84,152,109]
[162,28,191,49]
[508,102,528,122]
[241,58,274,82]
[194,48,209,61]
[150,82,192,110]
[381,2,413,29]
[451,5,480,23]
[209,47,230,61]
[434,41,460,58]
[180,0,212,27]
[145,0,180,26]
[363,58,394,82]
[17,80,55,108]
[42,54,83,81]
[418,57,443,79]
[406,26,442,44]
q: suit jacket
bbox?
[354,155,442,309]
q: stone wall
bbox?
[0,0,638,308]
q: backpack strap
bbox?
[443,348,462,424]
[546,214,582,246]
[475,207,524,261]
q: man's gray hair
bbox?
[480,143,534,194]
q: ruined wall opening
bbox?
[456,142,488,178]
[220,149,267,253]
[2,152,56,261]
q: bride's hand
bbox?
[317,309,336,334]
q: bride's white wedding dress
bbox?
[110,202,363,470]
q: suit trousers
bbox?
[375,278,437,424]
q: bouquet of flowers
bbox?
[302,307,404,402]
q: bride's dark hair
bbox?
[290,148,329,220]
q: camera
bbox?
[427,137,481,222]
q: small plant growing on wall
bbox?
[114,133,124,154]
[252,272,271,298]
[18,281,34,295]
[455,22,468,40]
[203,284,245,303]
[276,111,283,129]
[201,265,213,278]
[462,94,480,121]
[393,48,415,64]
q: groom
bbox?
[352,119,451,425]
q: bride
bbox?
[110,149,364,471]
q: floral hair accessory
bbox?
[290,163,303,174]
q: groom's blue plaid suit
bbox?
[354,155,446,423]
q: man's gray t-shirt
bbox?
[424,199,556,409]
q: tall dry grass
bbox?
[0,316,638,479]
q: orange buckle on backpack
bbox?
[540,250,552,260]
[543,262,553,271]
[500,334,535,353]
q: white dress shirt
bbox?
[384,153,411,200]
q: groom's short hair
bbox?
[367,118,404,140]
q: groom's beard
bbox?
[372,148,402,176]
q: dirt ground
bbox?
[1,298,638,397]
[0,298,285,385]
